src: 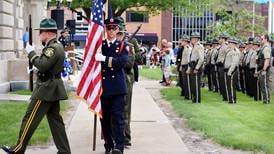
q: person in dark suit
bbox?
[1,18,71,154]
[95,18,128,154]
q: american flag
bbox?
[77,0,106,116]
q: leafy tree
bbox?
[50,0,213,20]
[208,0,266,40]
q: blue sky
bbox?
[255,0,274,3]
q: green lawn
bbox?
[161,87,274,153]
[0,101,69,146]
[10,90,32,95]
[139,66,162,80]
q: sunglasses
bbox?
[106,26,118,31]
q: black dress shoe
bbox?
[1,146,14,154]
[124,142,132,146]
[105,148,112,154]
[111,149,122,154]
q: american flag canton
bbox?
[92,0,104,26]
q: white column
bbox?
[268,0,272,34]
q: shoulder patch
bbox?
[44,48,55,57]
[126,46,130,52]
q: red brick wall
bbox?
[161,11,172,42]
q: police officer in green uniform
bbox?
[224,38,240,103]
[258,34,272,104]
[116,18,135,147]
[1,18,71,154]
[188,32,204,103]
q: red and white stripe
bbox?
[77,17,104,116]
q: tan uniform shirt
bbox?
[210,47,218,65]
[189,42,204,70]
[249,49,258,69]
[205,48,212,65]
[181,45,192,65]
[224,47,239,76]
[244,48,255,66]
[216,44,228,64]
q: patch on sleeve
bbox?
[44,48,55,57]
[126,46,130,52]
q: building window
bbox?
[172,4,215,45]
[126,11,149,22]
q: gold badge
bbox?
[44,48,55,57]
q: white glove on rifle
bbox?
[95,53,106,62]
[25,42,35,54]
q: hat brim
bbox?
[34,27,58,30]
[228,41,237,44]
[190,36,200,38]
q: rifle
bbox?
[29,14,33,91]
[128,24,142,42]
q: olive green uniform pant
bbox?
[259,70,270,104]
[124,74,134,144]
[10,99,71,154]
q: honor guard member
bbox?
[96,18,128,154]
[117,16,141,82]
[238,43,247,93]
[188,32,204,103]
[243,37,254,96]
[250,38,262,101]
[204,40,214,91]
[116,18,135,147]
[258,34,272,104]
[1,18,71,154]
[224,38,240,103]
[210,39,220,92]
[181,35,192,99]
[216,32,229,101]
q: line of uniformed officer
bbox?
[177,32,272,104]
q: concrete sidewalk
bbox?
[1,80,190,154]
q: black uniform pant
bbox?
[178,67,184,96]
[248,68,261,101]
[207,66,213,91]
[211,65,218,92]
[245,67,252,97]
[218,65,227,101]
[10,100,71,154]
[181,65,191,99]
[239,67,246,93]
[225,71,237,103]
[190,71,201,103]
[100,95,125,152]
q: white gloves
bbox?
[25,42,35,54]
[95,53,106,62]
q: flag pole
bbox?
[93,114,97,151]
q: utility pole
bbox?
[252,0,255,37]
